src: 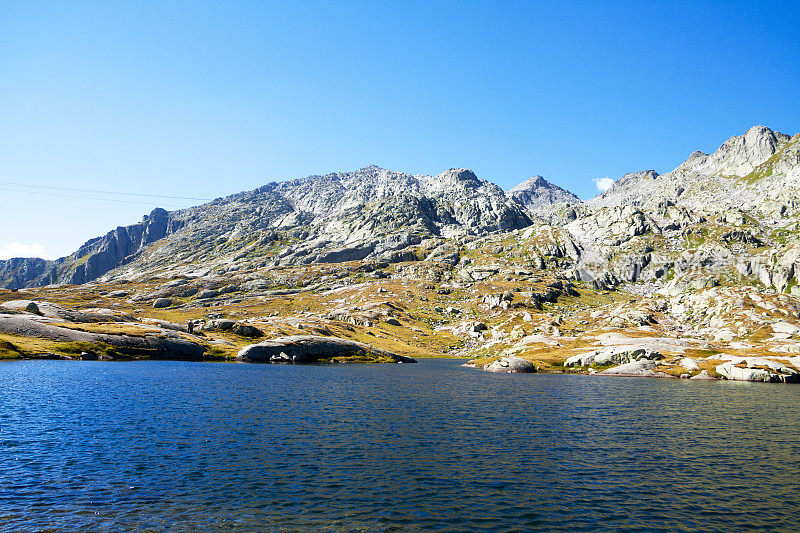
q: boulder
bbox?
[680,357,700,371]
[231,324,263,338]
[425,244,460,266]
[715,362,778,382]
[197,289,219,299]
[207,319,236,331]
[771,321,800,335]
[236,335,415,364]
[107,290,129,298]
[484,356,536,373]
[152,298,172,309]
[177,286,199,297]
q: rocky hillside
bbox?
[2,125,798,297]
[1,166,533,288]
[592,125,799,211]
[0,208,183,288]
[566,125,800,294]
[4,125,800,382]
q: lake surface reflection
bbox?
[1,358,799,532]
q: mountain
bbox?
[3,125,800,291]
[0,208,184,288]
[0,166,535,288]
[591,125,799,212]
[4,125,800,381]
[507,175,580,222]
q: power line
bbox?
[0,179,213,201]
[0,186,197,208]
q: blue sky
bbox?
[1,0,799,259]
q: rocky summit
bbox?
[3,125,800,380]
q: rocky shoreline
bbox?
[3,293,800,383]
[465,334,800,383]
[466,356,798,383]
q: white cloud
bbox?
[593,177,615,193]
[0,242,53,260]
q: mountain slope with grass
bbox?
[3,125,800,380]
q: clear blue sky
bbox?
[1,0,798,259]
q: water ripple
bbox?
[1,359,799,531]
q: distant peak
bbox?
[439,168,479,182]
[731,124,791,148]
[508,174,580,211]
[745,124,774,137]
[510,175,550,192]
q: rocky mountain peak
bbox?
[693,125,792,177]
[589,125,798,210]
[603,170,658,194]
[437,168,480,183]
[508,175,581,219]
[509,175,547,192]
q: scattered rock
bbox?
[107,290,129,298]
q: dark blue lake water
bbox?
[1,358,799,532]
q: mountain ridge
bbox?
[1,125,798,292]
[6,124,800,383]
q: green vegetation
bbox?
[0,339,24,359]
[56,341,129,358]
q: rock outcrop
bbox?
[484,356,537,373]
[236,335,415,363]
[564,346,663,367]
[599,360,673,378]
[0,208,183,289]
[0,315,206,359]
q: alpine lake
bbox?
[1,358,799,532]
